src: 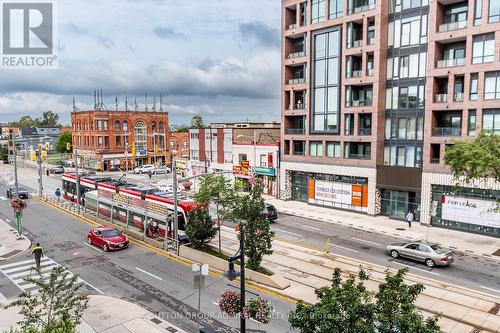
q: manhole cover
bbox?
[150,317,162,324]
[395,228,406,231]
[492,249,500,257]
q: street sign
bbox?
[192,263,209,275]
[193,275,205,289]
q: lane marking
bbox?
[350,237,381,246]
[83,242,104,253]
[82,280,104,294]
[135,267,163,281]
[212,301,219,306]
[391,261,440,276]
[479,286,500,294]
[273,228,301,237]
[301,225,321,231]
[333,245,359,253]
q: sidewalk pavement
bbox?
[263,195,500,260]
[214,226,500,333]
[0,218,31,261]
[0,295,187,333]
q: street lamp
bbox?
[223,226,246,333]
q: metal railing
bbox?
[348,39,363,48]
[346,70,362,78]
[437,58,465,68]
[288,23,297,30]
[285,128,306,135]
[432,127,461,136]
[288,78,306,84]
[358,128,372,136]
[368,37,375,45]
[346,99,372,107]
[438,20,466,32]
[435,93,448,103]
[295,103,305,109]
[288,51,305,58]
[454,93,464,102]
[367,68,374,76]
[346,153,371,160]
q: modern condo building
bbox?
[280,0,500,237]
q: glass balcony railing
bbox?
[285,128,305,135]
[437,58,465,68]
[346,70,362,78]
[367,68,374,76]
[454,93,464,102]
[358,128,372,136]
[288,78,306,84]
[288,23,297,30]
[348,39,363,48]
[432,127,461,136]
[346,99,372,107]
[346,153,371,160]
[295,103,305,109]
[288,51,306,58]
[438,20,466,32]
[348,2,376,14]
[435,94,448,103]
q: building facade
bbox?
[281,0,499,236]
[71,110,169,171]
[170,131,190,158]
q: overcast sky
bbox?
[0,0,281,126]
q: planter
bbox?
[179,245,290,290]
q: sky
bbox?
[0,0,281,126]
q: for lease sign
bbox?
[441,195,499,228]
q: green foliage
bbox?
[445,131,500,183]
[10,112,61,128]
[3,266,89,332]
[175,126,189,133]
[11,116,37,128]
[56,131,72,153]
[289,268,440,333]
[232,182,274,270]
[190,115,205,129]
[0,144,8,161]
[195,175,236,253]
[186,207,217,249]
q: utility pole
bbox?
[12,133,19,198]
[74,149,81,207]
[125,143,129,173]
[172,155,178,252]
[37,148,43,196]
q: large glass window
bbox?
[326,142,340,157]
[489,0,500,23]
[312,28,341,132]
[470,73,479,100]
[329,0,343,18]
[386,53,426,79]
[383,144,422,167]
[387,85,424,110]
[310,141,323,157]
[468,110,476,136]
[134,121,148,150]
[474,0,482,25]
[312,0,326,23]
[483,109,500,134]
[472,34,495,64]
[484,72,500,100]
[388,15,427,48]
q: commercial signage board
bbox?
[253,167,276,176]
[441,195,499,228]
[314,180,352,205]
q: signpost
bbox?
[193,263,209,331]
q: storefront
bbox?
[381,189,421,222]
[254,166,277,196]
[291,171,369,213]
[431,185,500,237]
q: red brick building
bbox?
[169,131,189,158]
[71,110,169,171]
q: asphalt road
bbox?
[0,180,296,333]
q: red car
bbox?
[87,227,129,252]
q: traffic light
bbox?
[66,142,71,151]
[30,150,36,161]
[41,150,47,161]
[131,142,136,157]
[45,142,50,150]
[155,144,158,154]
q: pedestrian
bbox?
[405,209,414,228]
[30,243,44,274]
[148,171,152,180]
[55,188,61,202]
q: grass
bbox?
[187,243,274,276]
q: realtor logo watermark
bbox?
[1,0,57,69]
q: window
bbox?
[123,121,128,131]
[474,0,482,25]
[238,154,248,164]
[388,15,427,48]
[387,53,426,79]
[310,141,323,157]
[484,72,500,100]
[190,132,199,140]
[329,0,343,18]
[468,110,476,136]
[489,0,500,23]
[116,135,121,146]
[312,28,341,132]
[115,120,120,130]
[104,136,109,147]
[312,0,326,23]
[345,114,354,135]
[97,120,102,130]
[383,144,422,167]
[260,154,267,167]
[103,120,108,130]
[134,121,147,150]
[483,109,500,133]
[190,150,199,160]
[470,73,479,100]
[472,34,495,64]
[97,136,103,147]
[159,121,164,131]
[326,142,340,157]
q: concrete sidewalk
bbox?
[264,195,500,260]
[0,218,31,261]
[215,226,500,333]
[0,295,187,333]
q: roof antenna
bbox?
[144,92,148,111]
[134,98,138,111]
[93,89,97,110]
[72,97,79,112]
[159,95,163,112]
[115,96,118,111]
[152,94,157,112]
[125,96,128,112]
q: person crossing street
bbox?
[30,243,44,274]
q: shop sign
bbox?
[254,167,275,176]
[314,180,352,205]
[176,158,188,170]
[441,195,499,228]
[136,148,147,155]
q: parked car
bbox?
[48,165,65,174]
[156,184,174,192]
[63,160,75,167]
[7,187,29,199]
[133,164,155,174]
[263,203,278,222]
[152,165,171,174]
[386,241,454,268]
[87,227,129,252]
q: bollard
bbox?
[326,237,331,253]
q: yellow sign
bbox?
[30,150,36,161]
[131,142,136,157]
[45,142,49,150]
[41,150,47,160]
[66,142,71,151]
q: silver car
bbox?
[386,241,454,268]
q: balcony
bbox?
[432,127,461,136]
[435,94,448,103]
[438,20,466,32]
[346,70,362,78]
[437,58,465,68]
[347,153,371,160]
[359,128,372,136]
[349,2,376,14]
[346,99,372,107]
[285,128,305,135]
[288,23,297,30]
[367,68,374,76]
[288,51,305,59]
[348,40,363,48]
[453,92,464,102]
[288,78,306,85]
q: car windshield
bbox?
[430,244,448,254]
[266,205,276,211]
[13,188,27,192]
[101,229,121,238]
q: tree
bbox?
[56,131,72,153]
[0,144,8,161]
[444,131,500,183]
[190,115,205,129]
[12,116,37,128]
[39,111,60,127]
[185,206,217,249]
[232,182,274,270]
[289,268,440,333]
[3,266,89,332]
[195,175,236,254]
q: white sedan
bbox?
[133,164,155,174]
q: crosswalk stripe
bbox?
[0,256,96,295]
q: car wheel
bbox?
[87,237,92,245]
[139,170,143,174]
[425,259,435,268]
[102,243,108,252]
[390,250,399,259]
